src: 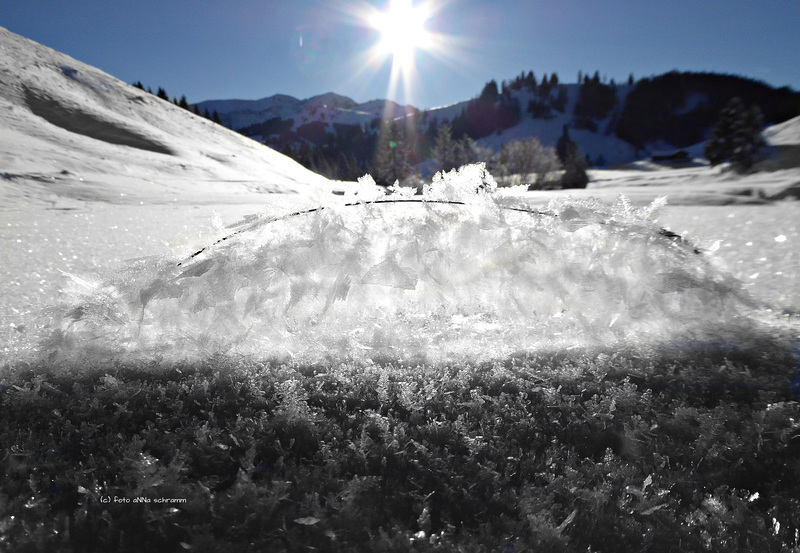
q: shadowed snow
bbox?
[23,86,176,155]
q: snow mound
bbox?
[37,165,773,366]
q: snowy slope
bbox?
[763,114,800,146]
[0,26,334,206]
[423,84,639,166]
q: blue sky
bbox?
[2,0,798,109]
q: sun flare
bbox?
[345,0,463,108]
[370,0,432,68]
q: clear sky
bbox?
[2,0,798,109]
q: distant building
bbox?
[651,150,691,163]
[762,114,800,169]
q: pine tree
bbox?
[561,141,589,188]
[705,97,766,173]
[156,87,169,101]
[552,86,568,113]
[733,104,766,172]
[705,98,740,166]
[433,123,458,172]
[554,125,588,188]
[479,80,499,102]
[179,95,189,110]
[374,121,412,185]
[556,125,572,164]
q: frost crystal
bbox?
[423,163,497,202]
[39,164,766,366]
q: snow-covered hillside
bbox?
[0,26,334,206]
[763,114,800,146]
[472,85,639,166]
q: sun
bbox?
[370,0,432,69]
[370,0,431,59]
[344,0,462,108]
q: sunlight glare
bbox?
[371,0,432,68]
[362,0,440,109]
[343,0,469,109]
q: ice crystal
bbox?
[39,164,765,365]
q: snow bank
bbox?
[34,165,781,366]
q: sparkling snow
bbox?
[8,164,793,367]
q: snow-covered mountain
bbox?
[202,73,799,172]
[197,93,418,133]
[200,84,640,166]
[0,26,333,206]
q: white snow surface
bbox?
[21,164,790,367]
[0,26,337,206]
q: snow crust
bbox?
[34,164,769,366]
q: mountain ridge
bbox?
[196,92,418,133]
[196,71,800,176]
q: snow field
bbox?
[656,203,799,314]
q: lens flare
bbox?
[351,0,454,109]
[370,0,432,69]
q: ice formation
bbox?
[39,164,764,365]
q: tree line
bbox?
[132,82,223,125]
